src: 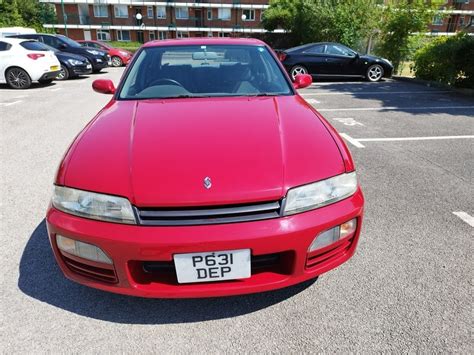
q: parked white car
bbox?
[0,38,60,89]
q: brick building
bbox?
[38,0,282,42]
[428,0,474,34]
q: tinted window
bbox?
[304,45,325,54]
[42,35,62,48]
[325,45,355,57]
[20,41,50,51]
[57,35,82,48]
[119,45,292,99]
[0,41,12,51]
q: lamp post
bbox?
[241,14,247,37]
[60,0,68,37]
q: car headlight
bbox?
[52,185,136,224]
[283,172,358,216]
[67,59,83,66]
[86,49,101,55]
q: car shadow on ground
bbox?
[18,220,316,324]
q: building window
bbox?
[97,30,110,41]
[117,30,131,41]
[218,32,230,38]
[207,32,213,37]
[260,10,265,21]
[158,31,167,40]
[242,9,255,21]
[156,6,166,19]
[432,15,443,26]
[459,16,465,27]
[207,9,212,20]
[176,7,189,20]
[93,5,108,18]
[147,6,153,19]
[177,31,189,38]
[218,8,231,21]
[114,5,128,18]
[149,31,155,41]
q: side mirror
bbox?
[92,79,116,95]
[293,74,312,89]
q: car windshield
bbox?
[58,35,81,48]
[119,44,293,99]
[98,41,112,49]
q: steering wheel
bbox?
[148,78,184,88]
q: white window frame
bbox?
[117,30,131,42]
[217,8,231,21]
[176,31,189,38]
[158,31,167,40]
[432,15,443,26]
[242,9,255,21]
[149,31,155,41]
[97,30,110,41]
[207,31,213,37]
[156,6,166,19]
[176,7,189,20]
[93,5,108,18]
[114,5,128,18]
[147,6,154,19]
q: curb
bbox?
[392,76,474,97]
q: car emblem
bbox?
[203,177,212,189]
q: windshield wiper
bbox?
[244,93,277,97]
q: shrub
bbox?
[413,33,474,88]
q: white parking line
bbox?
[341,134,474,148]
[0,100,22,107]
[453,212,474,227]
[340,133,365,148]
[301,90,451,96]
[318,105,474,112]
[305,98,320,104]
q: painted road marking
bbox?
[49,88,62,92]
[318,105,474,112]
[453,212,474,227]
[305,98,320,104]
[340,133,365,148]
[333,117,364,126]
[341,134,474,148]
[301,90,451,96]
[0,100,22,107]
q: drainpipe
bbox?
[60,0,68,36]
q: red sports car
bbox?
[47,38,364,298]
[77,40,132,67]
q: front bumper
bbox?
[91,57,108,70]
[70,64,93,76]
[46,188,364,298]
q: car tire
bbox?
[290,65,309,80]
[111,56,123,67]
[92,68,102,74]
[6,67,32,89]
[56,65,70,80]
[366,64,384,82]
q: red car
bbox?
[77,40,132,67]
[47,38,364,298]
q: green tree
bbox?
[263,0,383,51]
[376,0,441,73]
[0,0,25,27]
[0,0,56,31]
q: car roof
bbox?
[286,42,341,52]
[143,37,266,48]
[0,37,35,44]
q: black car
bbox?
[279,42,393,82]
[40,43,92,80]
[8,34,110,73]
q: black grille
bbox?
[135,200,282,226]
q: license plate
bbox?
[174,249,251,284]
[50,65,59,71]
[96,59,102,62]
[86,64,92,69]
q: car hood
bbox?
[360,54,391,65]
[60,96,345,207]
[56,51,88,62]
[66,47,106,58]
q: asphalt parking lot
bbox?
[1,69,472,352]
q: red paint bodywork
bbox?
[77,40,133,65]
[47,38,364,298]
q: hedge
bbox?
[413,33,474,88]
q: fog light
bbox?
[308,218,357,252]
[56,235,112,264]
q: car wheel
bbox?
[111,56,123,67]
[6,67,32,89]
[366,64,384,82]
[290,65,308,80]
[38,79,53,85]
[93,69,102,74]
[56,65,70,80]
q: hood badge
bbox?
[203,177,212,190]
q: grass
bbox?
[109,41,142,52]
